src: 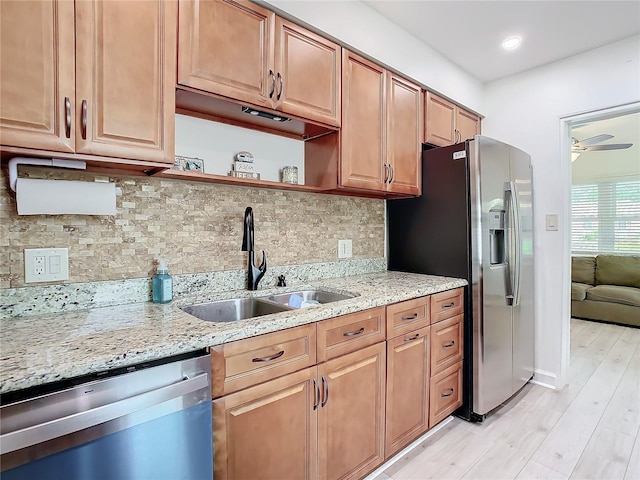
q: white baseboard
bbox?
[531,368,558,389]
[363,416,455,480]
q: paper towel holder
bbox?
[8,157,87,192]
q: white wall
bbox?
[261,0,484,114]
[482,36,640,388]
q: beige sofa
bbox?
[571,254,640,327]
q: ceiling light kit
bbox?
[502,35,522,50]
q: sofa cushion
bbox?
[571,282,592,301]
[595,255,640,288]
[572,256,596,285]
[586,285,640,307]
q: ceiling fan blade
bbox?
[578,134,614,146]
[584,143,633,151]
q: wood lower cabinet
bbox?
[429,362,463,428]
[425,91,480,147]
[213,366,318,480]
[178,0,341,127]
[385,325,431,458]
[340,50,422,196]
[0,0,176,164]
[318,342,386,480]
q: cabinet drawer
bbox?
[429,362,462,428]
[431,288,463,323]
[386,296,430,339]
[210,323,316,398]
[317,307,385,362]
[430,314,463,375]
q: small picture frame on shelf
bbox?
[173,155,204,172]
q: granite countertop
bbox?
[0,271,466,394]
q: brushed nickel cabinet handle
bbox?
[442,302,455,308]
[389,164,394,183]
[441,388,454,398]
[313,378,320,410]
[321,375,329,407]
[383,163,389,183]
[343,327,365,337]
[64,96,71,138]
[401,312,418,321]
[403,333,420,342]
[81,99,87,140]
[443,341,455,348]
[268,70,276,98]
[276,72,283,100]
[251,350,284,363]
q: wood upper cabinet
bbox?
[0,0,176,164]
[385,325,431,458]
[385,73,423,195]
[0,0,75,153]
[213,366,318,480]
[75,0,176,162]
[318,342,386,480]
[178,0,341,127]
[340,50,422,195]
[425,91,480,147]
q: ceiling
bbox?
[363,1,640,83]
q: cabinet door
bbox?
[385,325,431,458]
[275,18,341,127]
[318,342,386,480]
[213,366,318,480]
[425,91,455,147]
[0,0,75,153]
[340,51,385,192]
[456,106,481,143]
[75,0,176,163]
[386,73,423,195]
[178,0,275,109]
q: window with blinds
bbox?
[571,180,640,254]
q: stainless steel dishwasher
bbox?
[1,351,213,480]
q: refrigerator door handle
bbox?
[504,181,522,306]
[504,183,515,306]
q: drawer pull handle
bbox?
[64,96,71,138]
[81,99,87,139]
[276,72,283,100]
[443,302,455,308]
[443,341,455,348]
[441,388,455,398]
[321,375,329,407]
[313,378,320,410]
[401,313,418,321]
[343,327,365,337]
[268,70,276,98]
[252,350,285,363]
[404,333,420,342]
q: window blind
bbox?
[571,180,640,254]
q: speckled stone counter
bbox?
[0,272,466,394]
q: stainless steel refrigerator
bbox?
[387,135,534,421]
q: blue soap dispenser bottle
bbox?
[152,258,173,304]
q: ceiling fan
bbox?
[571,134,632,159]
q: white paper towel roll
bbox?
[16,178,116,215]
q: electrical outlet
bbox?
[25,248,69,283]
[338,239,352,259]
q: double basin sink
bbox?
[181,289,356,323]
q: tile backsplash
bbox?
[0,166,385,289]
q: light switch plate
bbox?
[546,214,559,231]
[24,248,69,283]
[338,239,352,259]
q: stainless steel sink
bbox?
[181,297,291,322]
[260,289,356,308]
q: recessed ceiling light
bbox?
[502,36,522,50]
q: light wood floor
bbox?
[373,318,640,480]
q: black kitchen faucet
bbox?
[242,206,267,290]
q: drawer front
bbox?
[430,314,463,375]
[386,296,430,339]
[211,323,316,398]
[317,307,386,362]
[429,362,463,428]
[431,288,463,323]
